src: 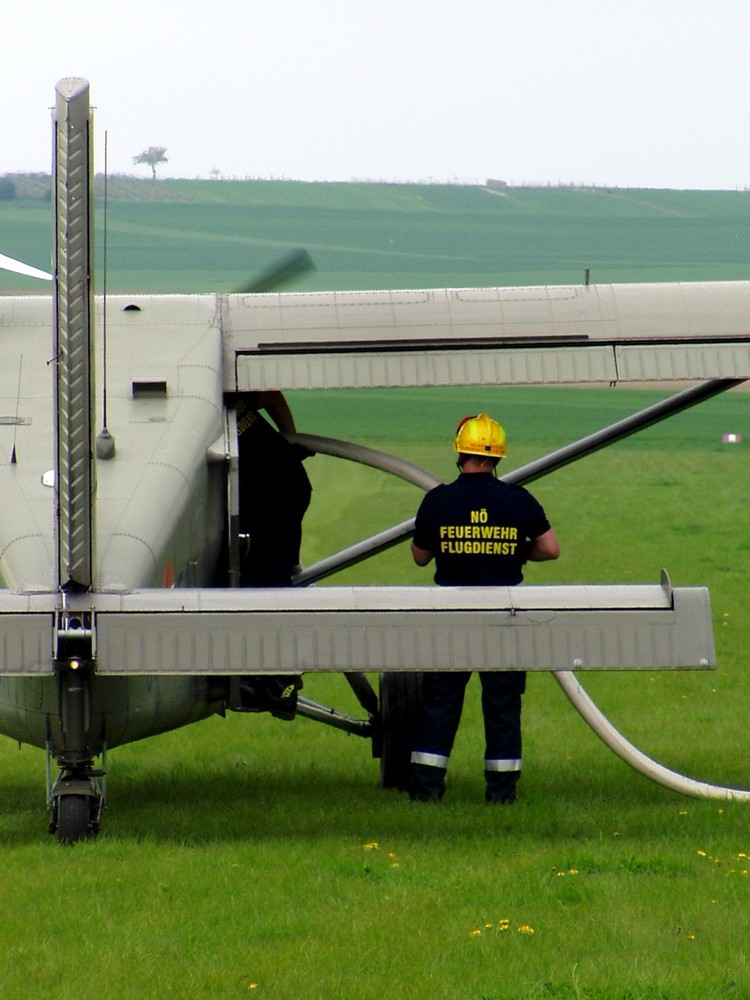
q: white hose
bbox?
[553,671,750,801]
[286,432,441,491]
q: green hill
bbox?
[2,175,750,292]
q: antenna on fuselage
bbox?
[10,355,22,464]
[96,130,115,460]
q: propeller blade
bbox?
[236,248,315,294]
[0,253,52,281]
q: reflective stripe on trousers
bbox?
[411,751,450,769]
[484,757,522,772]
[411,753,522,772]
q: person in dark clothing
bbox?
[234,390,312,587]
[231,390,313,719]
[408,413,559,803]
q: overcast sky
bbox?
[3,0,750,189]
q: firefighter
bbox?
[230,390,313,720]
[408,413,560,802]
[233,390,312,587]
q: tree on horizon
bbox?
[132,146,168,179]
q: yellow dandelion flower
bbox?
[518,924,535,935]
[696,849,707,857]
[362,842,379,851]
[568,868,578,875]
[687,933,697,941]
[469,929,482,937]
[484,922,494,929]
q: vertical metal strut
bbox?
[53,78,95,592]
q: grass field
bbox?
[1,182,750,998]
[5,178,750,292]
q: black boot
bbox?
[238,675,303,721]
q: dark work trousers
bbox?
[409,670,526,802]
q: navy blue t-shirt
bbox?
[413,473,551,586]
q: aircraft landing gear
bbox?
[47,623,107,843]
[287,671,423,792]
[55,790,93,844]
[47,737,106,844]
[377,672,422,791]
[49,769,105,844]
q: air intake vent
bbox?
[132,380,167,398]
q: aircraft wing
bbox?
[221,281,750,390]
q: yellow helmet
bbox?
[453,413,506,458]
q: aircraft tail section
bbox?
[53,78,95,592]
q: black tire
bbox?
[56,794,92,845]
[378,672,422,790]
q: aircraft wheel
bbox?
[378,672,422,790]
[56,794,93,845]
